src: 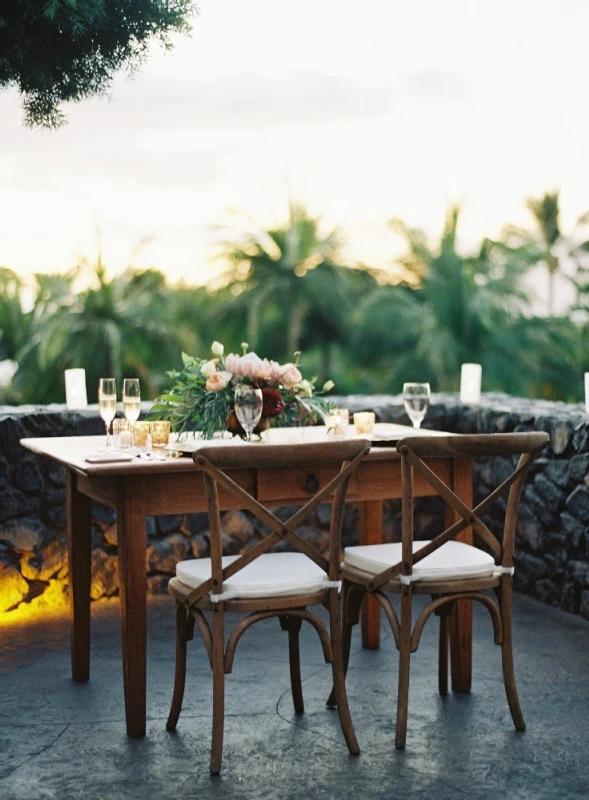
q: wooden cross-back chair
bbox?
[166,438,371,774]
[330,432,548,749]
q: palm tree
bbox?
[11,254,185,403]
[214,202,361,379]
[501,191,589,315]
[0,268,30,362]
[350,205,576,398]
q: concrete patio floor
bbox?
[1,593,588,800]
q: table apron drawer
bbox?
[256,466,359,503]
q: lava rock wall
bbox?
[1,395,588,620]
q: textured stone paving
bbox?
[1,593,588,800]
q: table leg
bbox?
[359,500,383,649]
[446,457,473,693]
[117,478,148,738]
[66,469,92,682]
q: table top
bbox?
[21,423,454,477]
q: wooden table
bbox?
[21,426,473,738]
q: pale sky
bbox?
[1,0,588,309]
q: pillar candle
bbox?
[65,369,88,410]
[460,363,482,404]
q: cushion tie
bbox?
[494,565,515,575]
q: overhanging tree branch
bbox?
[0,0,197,129]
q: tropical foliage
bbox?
[7,253,188,404]
[350,206,578,396]
[1,197,589,407]
[500,191,589,315]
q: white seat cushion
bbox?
[176,552,332,601]
[344,540,495,582]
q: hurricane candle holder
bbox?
[133,421,151,448]
[460,363,482,404]
[65,369,88,410]
[150,420,171,449]
[354,411,375,434]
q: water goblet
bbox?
[234,386,263,442]
[403,382,430,429]
[98,378,117,450]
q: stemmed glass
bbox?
[98,378,117,450]
[123,379,141,424]
[403,382,430,429]
[234,386,263,442]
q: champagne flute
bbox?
[234,386,263,442]
[403,382,430,429]
[123,379,141,423]
[98,378,117,450]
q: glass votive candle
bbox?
[150,420,171,449]
[133,421,151,448]
[331,408,349,436]
[354,411,375,434]
[113,418,133,449]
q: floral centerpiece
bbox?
[149,341,336,439]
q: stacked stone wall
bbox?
[0,395,588,620]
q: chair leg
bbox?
[167,601,189,731]
[279,615,305,715]
[328,589,360,754]
[326,581,362,708]
[499,579,525,731]
[438,610,449,697]
[395,586,413,749]
[210,605,225,775]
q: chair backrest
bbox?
[185,439,371,606]
[367,432,548,591]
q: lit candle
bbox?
[65,369,88,410]
[585,373,589,414]
[354,411,375,434]
[119,429,133,448]
[460,363,482,404]
[327,409,349,437]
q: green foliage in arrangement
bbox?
[3,199,589,407]
[0,1,195,128]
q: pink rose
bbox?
[280,364,302,388]
[205,371,232,392]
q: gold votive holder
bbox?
[354,411,375,434]
[113,418,133,449]
[133,421,151,448]
[150,420,170,449]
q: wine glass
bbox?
[403,382,430,429]
[234,386,263,442]
[98,378,117,449]
[123,379,141,423]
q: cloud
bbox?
[397,68,480,105]
[0,67,479,194]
